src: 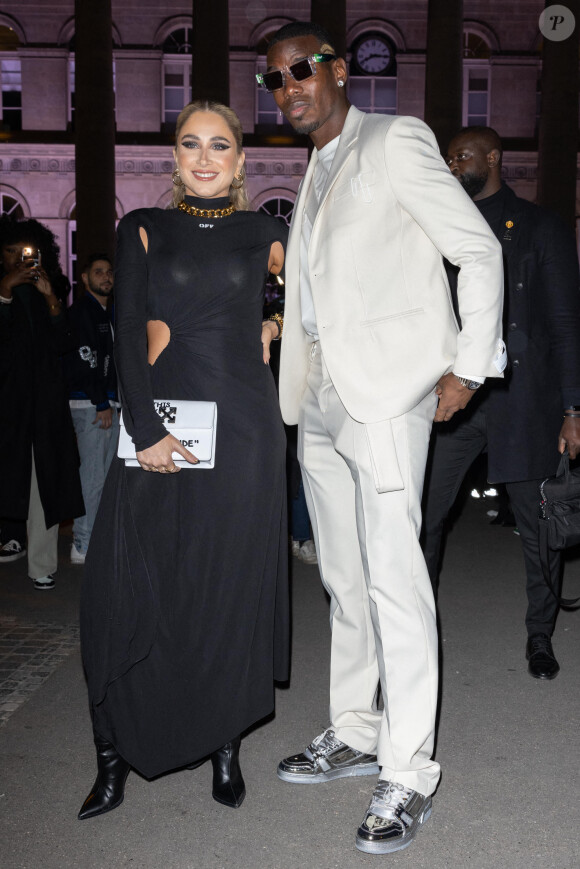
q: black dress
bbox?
[80,196,289,779]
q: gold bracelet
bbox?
[268,312,284,339]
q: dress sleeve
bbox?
[114,211,168,451]
[267,216,289,251]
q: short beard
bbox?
[288,117,321,136]
[89,281,112,298]
[458,170,488,199]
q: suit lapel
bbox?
[287,148,318,268]
[314,106,365,219]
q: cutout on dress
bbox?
[147,320,170,365]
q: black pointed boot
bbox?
[210,735,246,808]
[78,733,131,820]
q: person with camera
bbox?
[0,217,84,589]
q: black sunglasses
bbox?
[256,53,336,93]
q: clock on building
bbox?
[352,33,394,76]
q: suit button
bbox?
[512,359,519,367]
[509,322,517,331]
[515,282,523,290]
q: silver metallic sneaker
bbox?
[356,780,432,854]
[277,727,379,783]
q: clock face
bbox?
[353,35,392,75]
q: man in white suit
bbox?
[262,22,505,855]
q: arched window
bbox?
[463,30,492,127]
[0,189,25,219]
[0,25,21,131]
[162,27,192,129]
[67,204,120,300]
[258,195,294,226]
[348,32,397,115]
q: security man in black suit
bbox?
[421,126,580,680]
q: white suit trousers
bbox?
[298,343,440,797]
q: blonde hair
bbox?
[172,100,251,211]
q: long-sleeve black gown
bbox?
[80,196,289,779]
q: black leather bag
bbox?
[539,451,580,608]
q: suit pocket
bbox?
[334,171,376,203]
[360,307,424,327]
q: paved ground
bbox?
[1,502,579,869]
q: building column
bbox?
[74,0,116,278]
[424,0,463,153]
[311,0,347,58]
[75,0,115,278]
[537,0,580,228]
[191,0,229,105]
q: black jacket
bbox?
[0,283,85,525]
[449,184,580,482]
[63,293,117,410]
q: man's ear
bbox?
[81,272,89,289]
[334,56,348,87]
[488,148,501,168]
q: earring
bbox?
[171,169,181,186]
[231,166,246,190]
[338,80,344,87]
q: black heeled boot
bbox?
[210,735,246,808]
[78,732,131,820]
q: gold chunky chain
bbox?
[178,201,236,219]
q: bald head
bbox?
[446,126,503,201]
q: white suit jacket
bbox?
[278,107,504,425]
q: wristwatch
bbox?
[455,375,482,391]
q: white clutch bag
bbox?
[117,399,217,469]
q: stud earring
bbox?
[338,80,344,87]
[171,169,181,186]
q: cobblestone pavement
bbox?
[0,616,79,726]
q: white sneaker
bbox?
[0,539,27,563]
[356,780,432,854]
[291,538,301,558]
[297,539,318,564]
[31,574,55,590]
[70,543,86,565]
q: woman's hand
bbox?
[0,261,40,298]
[136,433,199,473]
[33,267,53,297]
[261,319,279,364]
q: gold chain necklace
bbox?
[178,201,236,219]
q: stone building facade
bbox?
[0,1,572,283]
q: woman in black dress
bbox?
[79,101,289,818]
